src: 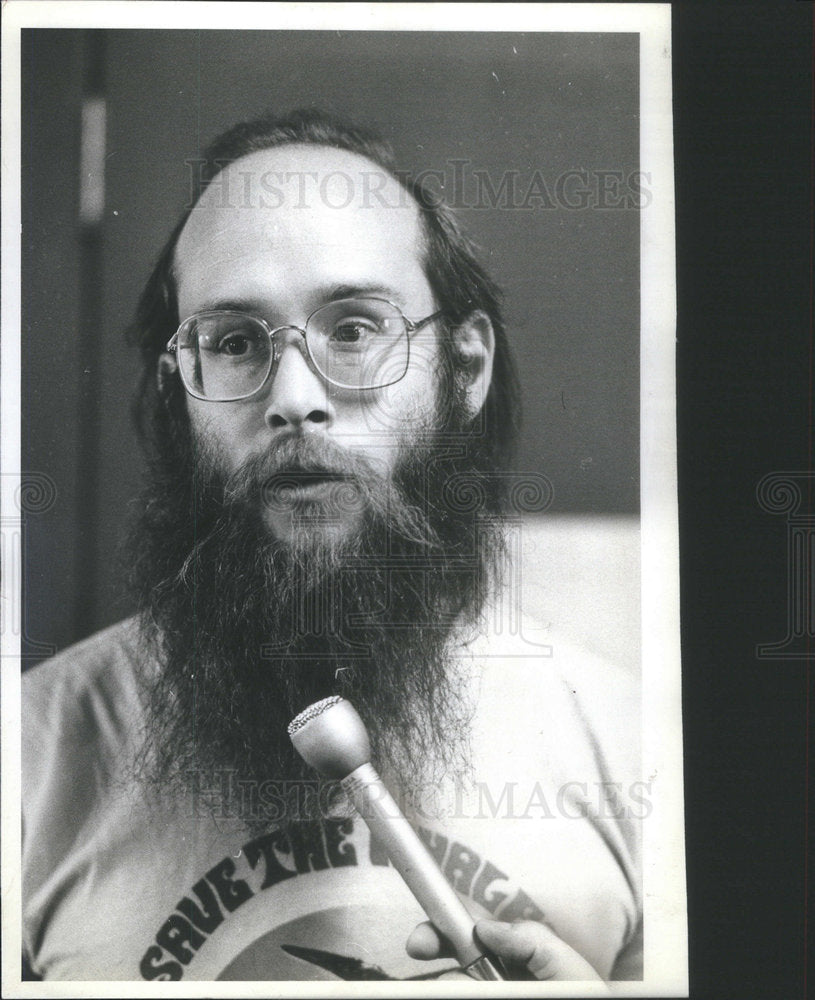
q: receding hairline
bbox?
[197,141,408,186]
[171,141,431,288]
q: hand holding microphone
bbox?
[287,695,507,981]
[288,696,607,984]
[406,918,609,985]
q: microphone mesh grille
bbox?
[287,695,344,737]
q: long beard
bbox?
[126,411,504,834]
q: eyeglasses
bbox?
[166,297,445,401]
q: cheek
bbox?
[351,342,442,436]
[185,400,251,473]
[186,399,218,443]
[351,386,433,439]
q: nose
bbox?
[264,327,334,432]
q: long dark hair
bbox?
[128,109,521,506]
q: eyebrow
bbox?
[195,298,264,314]
[197,284,409,317]
[323,283,408,306]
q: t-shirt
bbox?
[22,614,642,982]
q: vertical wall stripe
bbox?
[79,98,106,226]
[73,30,107,640]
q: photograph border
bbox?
[1,4,682,997]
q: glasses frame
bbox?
[166,295,445,403]
[166,296,446,402]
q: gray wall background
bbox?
[21,29,640,663]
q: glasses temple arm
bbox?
[407,309,447,336]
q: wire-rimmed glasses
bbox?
[166,297,445,402]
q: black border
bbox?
[674,5,813,999]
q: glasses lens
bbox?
[176,312,272,400]
[307,298,408,388]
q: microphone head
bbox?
[287,696,371,780]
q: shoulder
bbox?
[456,605,638,709]
[455,609,640,781]
[23,617,145,702]
[22,614,150,834]
[22,617,148,777]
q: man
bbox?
[22,109,641,982]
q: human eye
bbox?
[217,331,257,356]
[198,317,265,360]
[329,316,381,347]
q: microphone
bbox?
[288,695,506,981]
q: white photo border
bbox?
[1,3,683,997]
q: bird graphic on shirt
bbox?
[280,943,459,980]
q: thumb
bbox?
[475,919,607,983]
[405,920,456,961]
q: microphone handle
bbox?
[341,762,505,981]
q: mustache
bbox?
[198,433,438,550]
[219,434,377,485]
[216,435,385,518]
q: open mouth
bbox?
[262,469,358,509]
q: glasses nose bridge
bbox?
[267,322,326,386]
[270,323,308,348]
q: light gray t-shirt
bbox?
[23,615,642,981]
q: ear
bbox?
[157,352,178,395]
[451,311,495,419]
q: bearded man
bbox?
[22,110,642,983]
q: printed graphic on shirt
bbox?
[218,907,459,980]
[139,818,544,981]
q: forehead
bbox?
[174,144,429,314]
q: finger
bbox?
[474,919,603,982]
[474,919,540,966]
[405,921,455,960]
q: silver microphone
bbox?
[288,695,505,981]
